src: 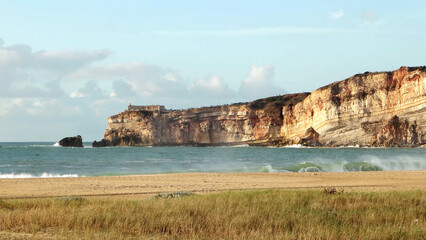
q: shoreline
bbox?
[1,170,425,199]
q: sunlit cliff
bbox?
[94,67,426,147]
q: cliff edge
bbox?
[94,66,426,147]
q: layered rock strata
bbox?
[281,66,426,147]
[94,66,426,147]
[97,94,308,146]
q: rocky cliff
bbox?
[95,93,308,146]
[94,66,426,147]
[281,66,426,147]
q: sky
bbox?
[0,0,425,142]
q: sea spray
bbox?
[364,155,426,171]
[343,162,382,171]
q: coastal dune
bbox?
[1,171,425,199]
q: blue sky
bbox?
[0,0,425,141]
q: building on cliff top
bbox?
[127,104,166,112]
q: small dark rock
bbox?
[92,139,110,147]
[59,135,83,147]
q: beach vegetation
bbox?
[0,189,424,239]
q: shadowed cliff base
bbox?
[93,66,426,147]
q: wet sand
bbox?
[1,170,425,199]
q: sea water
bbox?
[0,142,425,178]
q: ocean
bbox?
[0,142,425,178]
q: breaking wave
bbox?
[343,162,382,171]
[261,162,323,173]
[0,173,80,179]
[261,154,425,173]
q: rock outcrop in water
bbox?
[59,135,83,147]
[94,66,426,147]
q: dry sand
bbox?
[1,170,425,199]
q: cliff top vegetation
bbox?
[249,93,310,110]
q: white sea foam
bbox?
[217,144,250,148]
[261,164,291,173]
[346,144,360,148]
[229,144,250,148]
[283,144,306,148]
[53,142,60,147]
[298,166,322,172]
[0,172,80,179]
[261,164,278,173]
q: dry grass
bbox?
[0,189,425,239]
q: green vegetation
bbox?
[0,190,424,239]
[249,93,310,110]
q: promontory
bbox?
[93,66,426,147]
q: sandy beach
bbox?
[1,170,425,199]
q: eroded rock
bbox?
[58,135,83,147]
[370,115,423,147]
[299,127,322,147]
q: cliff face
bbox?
[101,93,308,146]
[95,66,426,147]
[281,66,426,146]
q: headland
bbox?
[93,66,426,147]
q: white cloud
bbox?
[239,65,285,99]
[0,40,110,98]
[0,98,21,116]
[70,62,188,98]
[70,91,85,98]
[34,49,110,73]
[13,98,23,106]
[188,75,236,98]
[26,99,56,116]
[0,49,19,66]
[32,101,45,108]
[242,65,274,86]
[164,73,179,82]
[0,43,109,72]
[330,9,344,20]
